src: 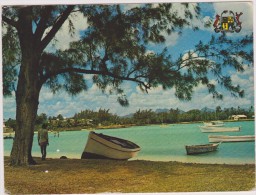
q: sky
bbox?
[1,1,255,119]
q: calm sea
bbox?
[3,121,255,164]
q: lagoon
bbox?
[4,121,255,164]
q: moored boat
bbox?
[203,121,224,127]
[185,143,220,155]
[200,126,241,133]
[3,132,15,139]
[81,131,141,160]
[3,136,14,139]
[208,135,255,143]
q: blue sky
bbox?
[2,1,254,119]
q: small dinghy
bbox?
[200,126,241,133]
[185,143,220,155]
[208,135,255,142]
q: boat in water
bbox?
[3,136,14,139]
[200,126,241,133]
[81,131,141,160]
[208,135,255,143]
[203,121,224,127]
[185,143,220,155]
[3,132,15,139]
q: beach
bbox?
[4,156,255,194]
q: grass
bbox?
[4,156,255,194]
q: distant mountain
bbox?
[155,108,185,114]
[178,109,185,114]
[201,107,215,112]
[120,113,133,118]
[120,107,216,118]
[155,108,169,113]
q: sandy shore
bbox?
[3,132,15,136]
[3,156,255,194]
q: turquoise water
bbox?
[3,121,255,164]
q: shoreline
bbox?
[55,119,256,131]
[51,119,256,132]
[3,119,254,133]
[4,155,255,166]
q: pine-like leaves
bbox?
[2,4,253,105]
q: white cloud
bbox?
[164,32,180,47]
[3,96,16,119]
[229,65,254,99]
[45,12,88,51]
[122,3,142,12]
[2,23,7,35]
[39,88,54,101]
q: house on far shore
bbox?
[230,115,247,120]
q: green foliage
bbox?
[2,24,20,96]
[73,108,121,126]
[4,118,16,129]
[35,113,48,125]
[2,4,253,104]
[8,105,254,129]
[2,3,202,102]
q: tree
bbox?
[4,118,16,129]
[35,113,48,125]
[2,3,253,165]
[56,114,64,120]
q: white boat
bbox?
[200,126,241,133]
[203,121,224,127]
[208,135,255,142]
[81,131,141,160]
[185,143,220,155]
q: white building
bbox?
[231,115,247,120]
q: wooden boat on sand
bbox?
[185,143,220,155]
[208,135,255,143]
[200,126,241,133]
[81,131,141,160]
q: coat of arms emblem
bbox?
[213,10,243,33]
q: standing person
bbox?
[38,123,49,160]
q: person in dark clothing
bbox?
[38,123,49,160]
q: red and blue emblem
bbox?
[213,10,243,33]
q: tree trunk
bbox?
[8,6,73,165]
[10,56,42,165]
[10,7,42,165]
[10,50,42,165]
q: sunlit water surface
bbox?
[4,121,255,164]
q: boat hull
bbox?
[200,126,241,133]
[208,135,255,143]
[185,143,220,155]
[203,121,224,127]
[81,131,141,160]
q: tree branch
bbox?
[177,53,221,71]
[40,5,75,51]
[42,67,151,91]
[34,6,54,43]
[2,16,18,28]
